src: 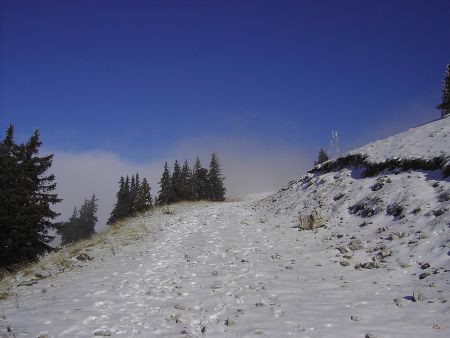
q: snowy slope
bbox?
[1,118,449,338]
[347,117,450,163]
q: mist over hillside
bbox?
[1,118,449,337]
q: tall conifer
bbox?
[207,152,226,201]
[437,64,450,118]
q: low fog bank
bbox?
[48,137,310,233]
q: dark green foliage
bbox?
[0,125,61,267]
[157,162,172,205]
[170,160,183,203]
[180,160,192,200]
[437,64,450,118]
[107,177,128,224]
[108,173,153,224]
[58,195,98,245]
[196,167,209,200]
[190,157,202,201]
[207,152,226,201]
[133,177,153,213]
[309,152,449,178]
[314,148,329,165]
[156,153,227,204]
[309,153,367,174]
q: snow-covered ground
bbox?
[1,118,449,337]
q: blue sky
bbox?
[1,0,450,226]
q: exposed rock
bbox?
[350,315,361,322]
[393,298,403,307]
[386,203,404,218]
[224,318,235,326]
[412,290,425,302]
[355,261,380,270]
[94,329,112,336]
[348,197,383,218]
[18,280,38,287]
[333,193,345,201]
[438,190,450,202]
[432,208,447,217]
[298,211,325,230]
[419,272,430,280]
[348,239,364,251]
[340,261,350,267]
[365,333,377,338]
[337,246,349,254]
[76,252,93,261]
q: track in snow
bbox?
[1,197,448,337]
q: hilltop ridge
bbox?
[1,119,449,337]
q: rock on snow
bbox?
[1,118,450,337]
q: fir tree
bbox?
[437,64,450,118]
[133,177,152,213]
[171,160,183,202]
[0,126,61,266]
[58,207,79,245]
[140,178,153,209]
[190,157,202,201]
[157,162,172,205]
[207,152,226,201]
[107,176,129,224]
[196,167,209,200]
[181,160,192,200]
[314,148,329,165]
[78,194,98,239]
[59,195,97,245]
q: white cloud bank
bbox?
[48,137,310,233]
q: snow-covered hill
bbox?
[1,118,449,337]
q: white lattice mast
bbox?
[331,130,340,158]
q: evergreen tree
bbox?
[59,194,98,245]
[133,177,153,213]
[140,178,153,209]
[314,148,329,165]
[0,126,61,266]
[107,176,129,224]
[171,160,183,202]
[58,207,79,245]
[196,167,209,200]
[190,157,202,201]
[207,152,226,201]
[78,194,98,239]
[157,162,172,205]
[181,160,192,200]
[437,64,450,118]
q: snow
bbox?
[347,117,450,163]
[1,118,450,337]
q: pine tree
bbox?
[58,207,79,245]
[207,152,226,201]
[196,167,209,200]
[314,148,329,165]
[0,126,61,266]
[190,157,202,201]
[181,160,192,200]
[133,177,152,213]
[437,64,450,118]
[140,178,153,209]
[171,160,183,202]
[107,176,129,224]
[78,194,98,239]
[157,162,172,205]
[59,194,97,245]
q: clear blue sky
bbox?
[1,0,450,162]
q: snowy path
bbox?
[1,197,449,337]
